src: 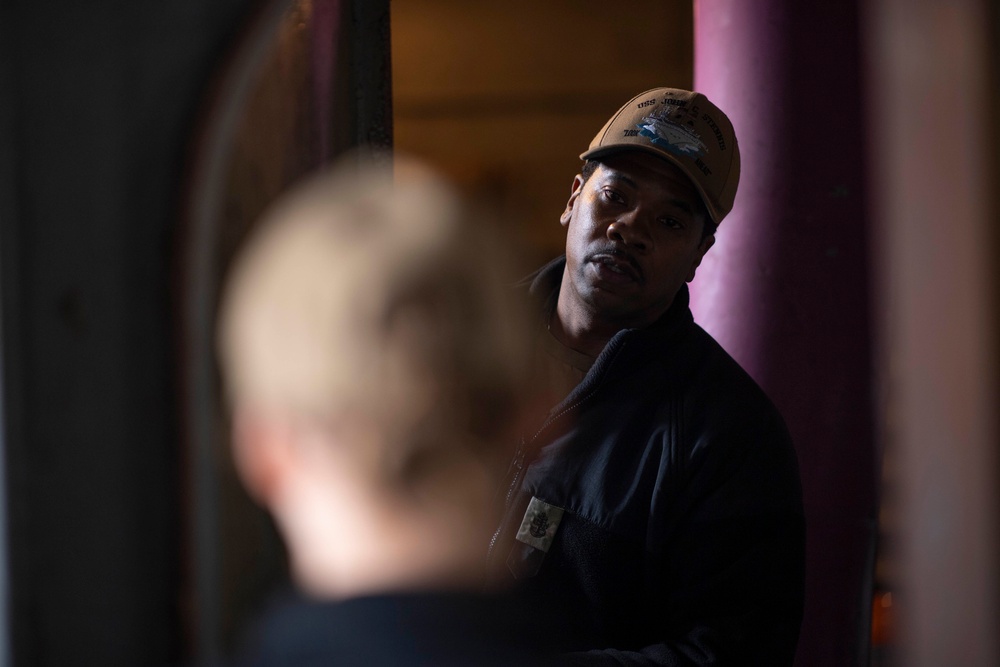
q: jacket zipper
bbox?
[487,439,526,559]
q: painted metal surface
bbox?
[693,2,879,665]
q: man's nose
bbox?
[606,211,649,251]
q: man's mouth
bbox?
[589,250,643,284]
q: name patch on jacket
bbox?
[515,496,565,553]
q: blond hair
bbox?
[218,155,530,488]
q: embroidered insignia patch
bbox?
[515,496,565,553]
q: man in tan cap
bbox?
[488,89,805,665]
[218,157,557,665]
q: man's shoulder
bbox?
[636,321,790,442]
[685,325,772,399]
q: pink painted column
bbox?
[691,2,878,666]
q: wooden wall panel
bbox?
[392,0,694,265]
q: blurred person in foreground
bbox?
[487,88,805,665]
[217,155,555,666]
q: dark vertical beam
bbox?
[0,4,20,666]
[350,0,393,150]
[0,1,256,664]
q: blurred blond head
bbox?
[219,154,530,490]
[217,155,532,597]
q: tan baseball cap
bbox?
[581,88,740,225]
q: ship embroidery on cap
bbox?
[515,496,565,553]
[637,104,707,158]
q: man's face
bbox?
[559,152,715,331]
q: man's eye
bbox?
[660,217,684,229]
[602,189,626,204]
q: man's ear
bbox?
[559,174,585,227]
[685,233,716,283]
[231,406,295,507]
